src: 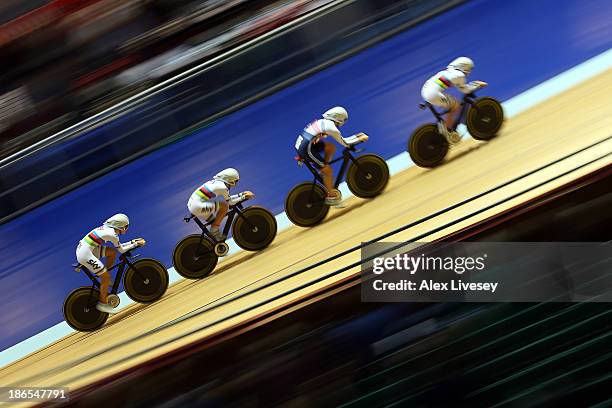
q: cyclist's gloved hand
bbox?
[343,133,369,146]
[241,191,255,200]
[356,133,369,143]
[134,238,146,247]
[473,80,488,88]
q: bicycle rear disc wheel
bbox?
[408,124,449,168]
[285,182,329,227]
[63,287,108,331]
[172,235,218,279]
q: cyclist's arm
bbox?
[214,183,245,206]
[107,234,139,253]
[452,75,480,94]
[322,121,350,147]
[227,193,248,206]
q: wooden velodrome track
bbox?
[1,69,611,404]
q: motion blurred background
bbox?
[0,0,333,157]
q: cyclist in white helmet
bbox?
[421,57,487,142]
[76,213,146,314]
[187,168,255,241]
[294,106,367,206]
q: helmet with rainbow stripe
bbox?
[214,168,240,187]
[104,213,129,232]
[448,57,474,75]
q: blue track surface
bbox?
[1,0,610,351]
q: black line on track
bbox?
[9,136,610,386]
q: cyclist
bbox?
[294,106,367,206]
[421,57,487,142]
[76,213,145,314]
[188,168,255,241]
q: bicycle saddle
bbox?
[294,155,305,166]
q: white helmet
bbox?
[104,213,129,232]
[448,57,474,74]
[214,168,239,187]
[322,106,348,126]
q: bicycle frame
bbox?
[422,93,477,131]
[299,146,362,188]
[78,252,141,303]
[184,202,252,246]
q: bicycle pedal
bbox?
[447,132,462,144]
[214,242,230,257]
[107,294,120,308]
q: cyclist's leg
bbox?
[298,137,339,201]
[189,197,224,239]
[76,243,109,304]
[323,140,336,163]
[310,141,335,195]
[98,272,111,304]
[99,247,116,304]
[442,94,459,129]
[321,142,339,196]
[103,246,116,270]
[320,165,334,194]
[423,86,457,131]
[211,201,227,237]
[96,246,112,304]
[188,196,219,221]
